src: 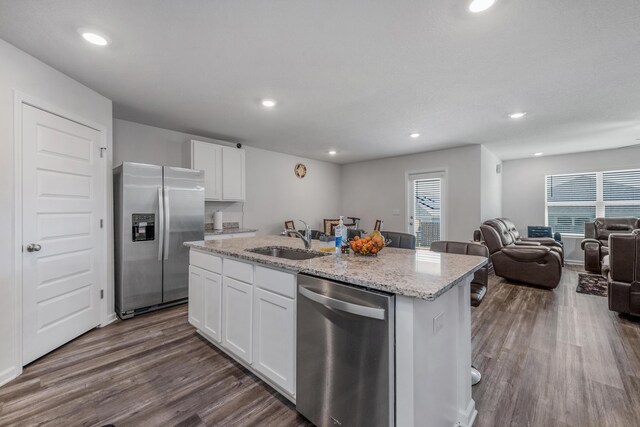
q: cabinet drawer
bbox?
[190,250,222,274]
[255,266,296,299]
[224,258,254,283]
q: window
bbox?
[545,168,640,235]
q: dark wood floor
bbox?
[1,266,639,426]
[472,266,640,427]
[0,306,312,427]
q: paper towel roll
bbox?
[213,210,223,230]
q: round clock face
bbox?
[294,163,307,179]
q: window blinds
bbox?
[545,168,640,235]
[414,178,441,247]
[546,173,597,202]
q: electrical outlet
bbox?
[433,312,444,335]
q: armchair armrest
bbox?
[501,246,551,262]
[581,238,603,251]
[515,241,541,246]
[522,237,557,245]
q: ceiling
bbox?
[1,0,639,164]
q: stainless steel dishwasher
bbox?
[296,274,395,427]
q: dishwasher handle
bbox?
[299,285,386,320]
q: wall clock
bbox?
[294,163,307,179]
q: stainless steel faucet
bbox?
[282,219,313,250]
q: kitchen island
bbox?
[184,236,487,427]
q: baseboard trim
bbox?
[565,259,583,266]
[458,399,477,426]
[100,312,118,327]
[0,366,20,388]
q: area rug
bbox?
[577,273,608,297]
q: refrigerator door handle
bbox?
[157,186,164,261]
[164,187,170,260]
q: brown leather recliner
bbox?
[605,230,640,316]
[480,219,562,289]
[581,217,640,274]
[497,218,564,264]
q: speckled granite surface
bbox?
[184,235,488,300]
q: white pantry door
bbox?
[22,104,102,365]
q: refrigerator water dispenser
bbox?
[132,213,155,241]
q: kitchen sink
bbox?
[246,246,329,260]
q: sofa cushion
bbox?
[483,219,515,246]
[609,233,636,283]
[500,218,521,241]
[594,217,639,241]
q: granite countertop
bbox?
[184,235,487,301]
[204,228,258,236]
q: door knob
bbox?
[26,243,41,252]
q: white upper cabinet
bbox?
[183,140,245,201]
[222,146,245,201]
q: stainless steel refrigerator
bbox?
[114,162,204,319]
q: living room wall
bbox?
[502,145,640,263]
[340,145,485,242]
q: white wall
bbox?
[113,118,185,167]
[502,145,640,262]
[340,145,483,242]
[0,39,113,385]
[113,119,343,235]
[480,146,502,221]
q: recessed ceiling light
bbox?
[328,150,337,155]
[508,112,527,119]
[410,133,421,138]
[534,152,543,156]
[78,29,109,46]
[261,99,277,108]
[469,0,496,13]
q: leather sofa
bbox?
[604,230,640,316]
[581,217,640,274]
[480,219,563,289]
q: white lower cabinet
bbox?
[222,277,253,364]
[253,287,295,395]
[189,265,222,342]
[188,266,205,329]
[203,271,222,342]
[189,249,297,399]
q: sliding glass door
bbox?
[408,171,444,249]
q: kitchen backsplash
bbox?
[205,201,244,228]
[205,222,240,231]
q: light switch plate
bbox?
[392,209,400,216]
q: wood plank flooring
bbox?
[0,307,312,427]
[1,266,639,426]
[471,266,640,427]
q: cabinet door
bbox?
[193,141,222,201]
[253,288,295,394]
[188,266,204,329]
[203,271,222,342]
[222,146,245,201]
[222,277,253,363]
